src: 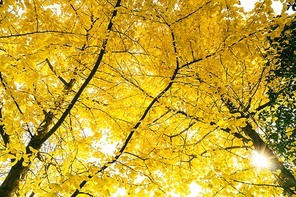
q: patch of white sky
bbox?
[83,127,119,158]
[44,4,62,16]
[168,181,202,197]
[7,2,62,17]
[8,0,295,19]
[240,0,295,15]
[240,0,262,12]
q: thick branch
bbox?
[172,1,211,24]
[0,106,9,145]
[71,63,180,197]
[242,123,296,195]
[220,127,250,143]
[0,0,120,196]
[0,30,81,39]
[221,95,296,195]
[36,111,54,135]
[45,58,68,86]
[38,0,120,146]
[0,72,23,115]
[70,13,181,197]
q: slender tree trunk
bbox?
[0,159,29,197]
[242,123,296,196]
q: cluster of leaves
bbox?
[260,19,296,166]
[0,0,295,196]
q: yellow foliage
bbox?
[0,0,294,196]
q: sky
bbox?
[240,0,295,15]
[240,0,261,12]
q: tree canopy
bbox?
[0,0,295,196]
[260,19,296,176]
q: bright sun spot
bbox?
[188,182,202,197]
[251,151,270,168]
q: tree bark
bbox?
[0,1,122,196]
[242,123,296,196]
[0,159,29,197]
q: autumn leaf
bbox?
[0,0,295,197]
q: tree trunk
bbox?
[242,123,296,196]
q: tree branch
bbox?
[0,0,121,195]
[70,8,183,197]
[45,58,68,86]
[0,106,9,145]
[221,95,296,195]
[0,72,23,115]
[172,1,212,24]
[0,30,82,39]
[242,123,296,195]
[231,178,282,188]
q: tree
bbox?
[259,20,296,171]
[0,0,295,196]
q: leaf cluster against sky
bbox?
[0,0,295,196]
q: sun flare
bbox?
[251,151,270,169]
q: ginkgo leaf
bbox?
[0,0,295,197]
